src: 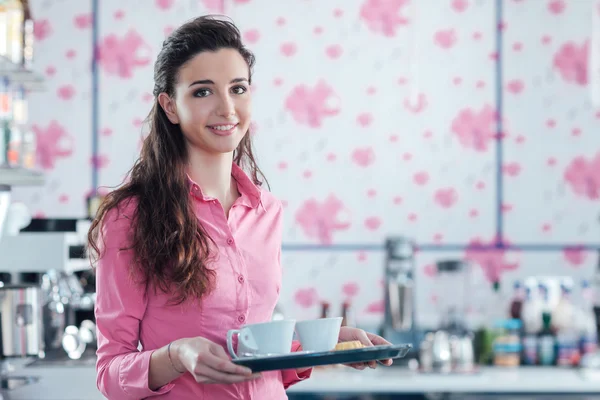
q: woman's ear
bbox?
[157,92,179,124]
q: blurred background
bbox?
[2,0,600,399]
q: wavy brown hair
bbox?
[88,15,267,305]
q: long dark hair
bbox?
[88,15,266,304]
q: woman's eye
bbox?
[232,86,247,95]
[194,88,211,97]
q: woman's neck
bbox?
[187,150,236,205]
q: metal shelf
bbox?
[0,55,44,91]
[0,166,44,186]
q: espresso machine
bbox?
[381,236,423,362]
[0,170,45,393]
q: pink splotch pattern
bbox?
[295,194,351,244]
[451,0,469,12]
[359,0,410,37]
[548,0,566,14]
[342,282,359,297]
[351,147,376,167]
[155,0,175,10]
[503,162,522,177]
[326,44,343,59]
[201,0,225,12]
[465,238,519,283]
[97,30,152,79]
[364,299,384,314]
[280,42,297,57]
[364,216,382,231]
[357,112,373,127]
[294,288,319,308]
[564,153,600,200]
[33,19,52,41]
[506,79,524,94]
[244,29,260,44]
[553,40,589,86]
[414,171,430,186]
[434,29,457,49]
[451,105,498,152]
[563,246,586,267]
[33,121,75,170]
[91,154,110,169]
[404,93,428,113]
[73,14,93,29]
[423,264,437,278]
[434,188,458,208]
[57,85,76,100]
[113,9,125,20]
[285,81,340,128]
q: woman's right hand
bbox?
[172,337,261,384]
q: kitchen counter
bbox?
[0,359,102,400]
[2,362,600,399]
[287,366,600,395]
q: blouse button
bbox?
[238,315,245,323]
[238,275,245,283]
[227,237,234,245]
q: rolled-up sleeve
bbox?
[95,206,174,399]
[281,340,312,389]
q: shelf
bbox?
[0,166,44,186]
[0,55,44,91]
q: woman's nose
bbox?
[217,95,235,117]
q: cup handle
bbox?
[227,329,240,359]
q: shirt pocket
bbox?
[242,247,281,309]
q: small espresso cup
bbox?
[294,317,343,352]
[227,319,296,359]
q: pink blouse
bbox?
[94,163,311,399]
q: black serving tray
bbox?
[233,343,412,373]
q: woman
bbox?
[89,15,392,400]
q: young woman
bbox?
[89,15,392,400]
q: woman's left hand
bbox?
[337,326,394,370]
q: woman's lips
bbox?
[207,123,238,136]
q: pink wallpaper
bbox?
[11,0,600,326]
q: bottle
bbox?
[0,77,10,166]
[490,280,504,324]
[580,280,598,358]
[5,0,23,64]
[553,282,574,333]
[6,82,23,167]
[509,280,524,320]
[538,284,556,366]
[593,248,600,344]
[554,283,579,367]
[521,285,539,365]
[0,2,8,58]
[22,1,33,69]
[320,301,330,319]
[86,192,105,220]
[341,301,354,327]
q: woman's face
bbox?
[159,48,252,156]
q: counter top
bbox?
[2,362,600,399]
[287,366,600,394]
[2,361,102,400]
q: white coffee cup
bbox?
[294,317,343,352]
[227,319,296,359]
